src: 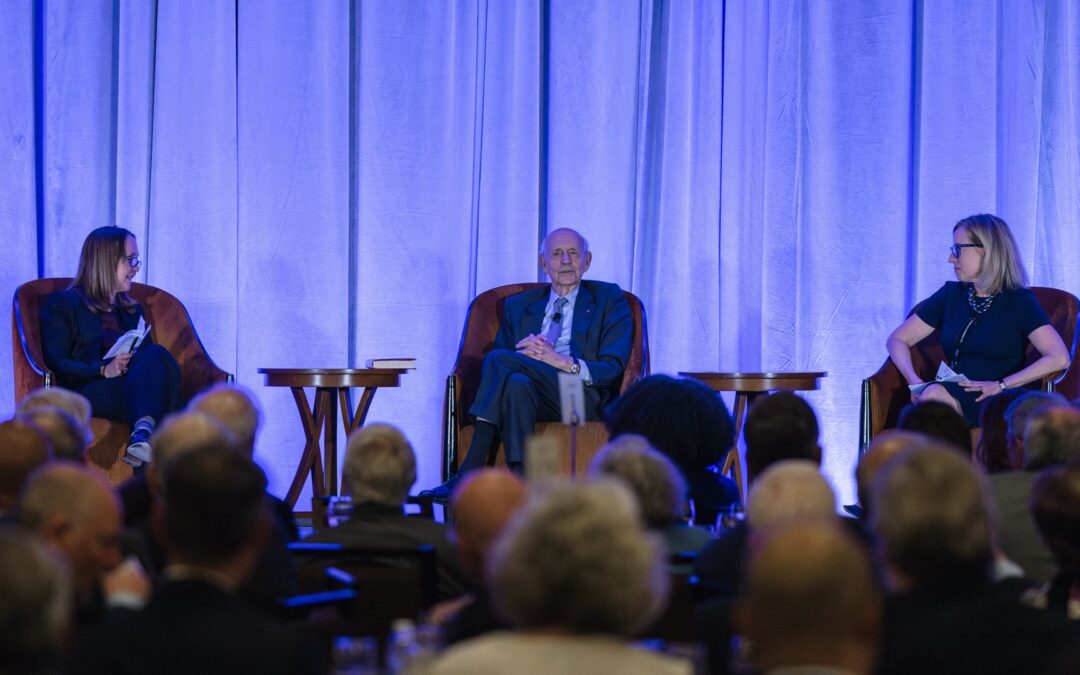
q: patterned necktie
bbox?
[545,297,568,349]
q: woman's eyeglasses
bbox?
[124,255,142,268]
[949,243,983,258]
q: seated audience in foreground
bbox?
[17,462,150,630]
[896,400,971,456]
[16,405,90,462]
[1004,391,1069,469]
[695,392,826,594]
[588,434,711,558]
[16,386,93,435]
[431,480,689,675]
[71,445,323,675]
[603,374,740,525]
[302,423,467,600]
[974,387,1026,473]
[989,404,1080,584]
[436,468,528,646]
[1023,461,1080,620]
[870,444,1078,674]
[852,429,927,521]
[0,420,52,520]
[0,528,72,675]
[735,521,882,675]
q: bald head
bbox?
[0,420,52,510]
[188,384,261,454]
[746,460,835,532]
[451,469,528,581]
[150,412,239,495]
[738,521,881,672]
[18,462,123,595]
[856,430,927,518]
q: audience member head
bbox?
[744,392,821,484]
[896,401,970,455]
[188,383,262,454]
[1029,461,1080,575]
[0,529,72,675]
[343,423,416,507]
[974,388,1026,473]
[870,445,994,590]
[604,374,734,473]
[588,434,689,528]
[855,430,926,518]
[160,444,269,576]
[0,420,52,512]
[17,406,90,462]
[450,469,527,582]
[1021,405,1080,471]
[17,387,92,430]
[746,460,835,532]
[149,411,239,496]
[1006,391,1068,469]
[488,480,667,636]
[737,521,882,674]
[18,462,123,597]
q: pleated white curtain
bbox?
[2,0,1078,505]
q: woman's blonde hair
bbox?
[954,214,1028,294]
[70,226,137,313]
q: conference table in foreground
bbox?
[679,371,827,502]
[259,367,410,508]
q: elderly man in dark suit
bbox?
[424,228,633,499]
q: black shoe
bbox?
[418,475,462,503]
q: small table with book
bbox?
[259,358,415,508]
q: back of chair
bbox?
[12,277,230,404]
[441,282,649,476]
[859,285,1080,450]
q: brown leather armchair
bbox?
[859,286,1080,452]
[441,283,649,479]
[12,278,232,483]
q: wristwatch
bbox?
[570,358,581,375]
[998,379,1008,391]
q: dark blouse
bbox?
[916,282,1049,382]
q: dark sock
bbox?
[458,421,497,473]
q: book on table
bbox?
[365,358,417,369]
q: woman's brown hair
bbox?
[70,226,137,313]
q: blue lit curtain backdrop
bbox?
[2,0,1079,505]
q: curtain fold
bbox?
[3,0,1079,505]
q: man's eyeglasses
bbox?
[124,255,142,268]
[949,243,983,258]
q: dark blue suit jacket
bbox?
[40,288,146,389]
[492,280,633,403]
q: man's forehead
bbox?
[543,229,584,251]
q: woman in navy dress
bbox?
[886,214,1070,427]
[41,226,182,466]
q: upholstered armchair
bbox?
[12,278,232,483]
[441,283,649,479]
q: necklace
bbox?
[967,285,996,314]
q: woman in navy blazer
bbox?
[41,226,182,467]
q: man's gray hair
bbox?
[747,460,835,532]
[188,383,263,454]
[17,387,92,428]
[588,434,688,527]
[539,228,589,255]
[343,423,416,507]
[487,480,668,635]
[0,529,71,673]
[1005,391,1067,445]
[1023,407,1080,470]
[871,445,994,584]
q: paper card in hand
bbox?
[103,318,151,360]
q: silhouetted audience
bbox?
[588,434,711,558]
[975,387,1026,472]
[17,406,90,462]
[71,444,324,674]
[0,419,52,520]
[735,521,882,675]
[604,374,740,525]
[871,444,1078,674]
[1022,461,1080,620]
[431,480,689,675]
[0,528,72,675]
[896,400,971,455]
[302,423,468,600]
